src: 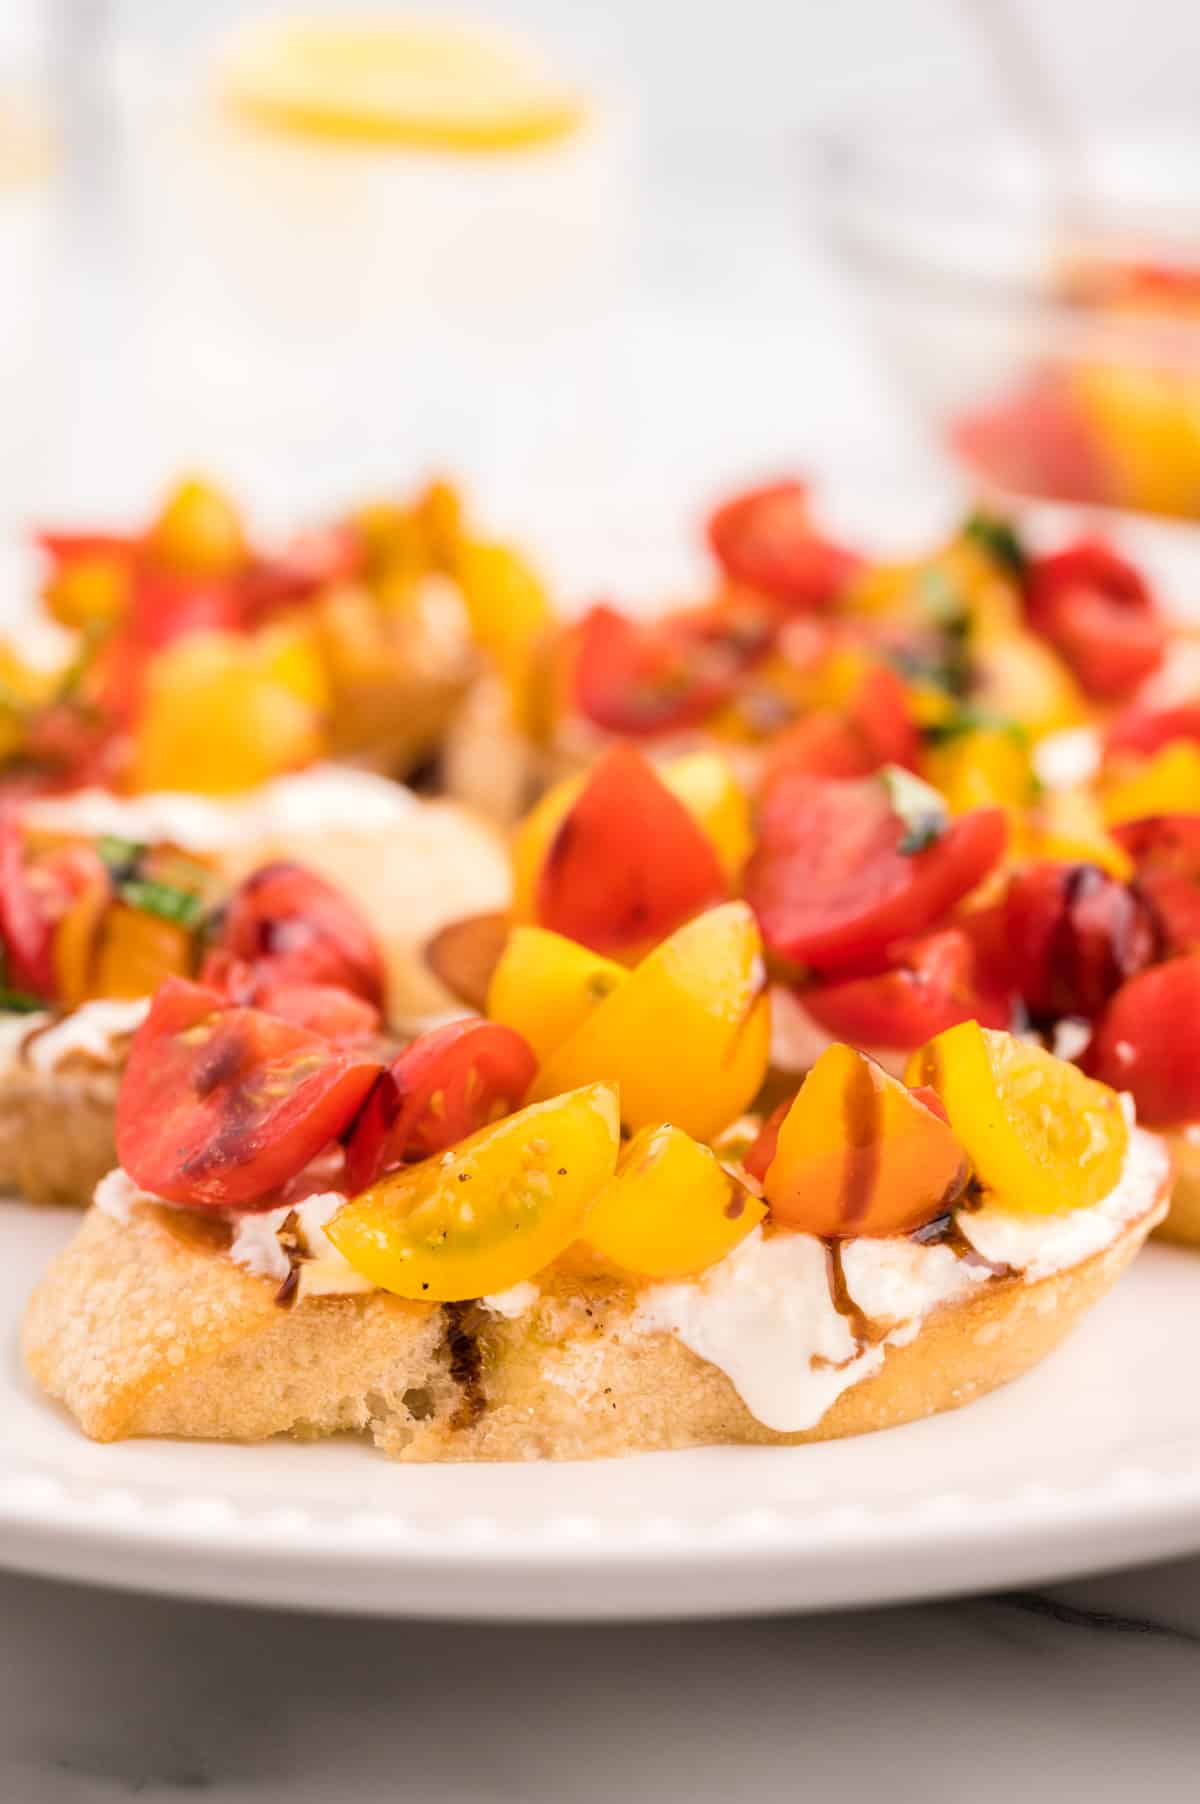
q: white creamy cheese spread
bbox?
[91,1112,1167,1430]
[0,996,150,1075]
[23,765,420,852]
[94,1172,371,1298]
[634,1123,1168,1433]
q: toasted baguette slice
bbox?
[0,790,509,1207]
[25,1173,1164,1460]
[22,1206,460,1451]
[0,1064,119,1208]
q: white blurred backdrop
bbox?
[0,1,1193,534]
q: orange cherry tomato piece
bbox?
[760,1044,966,1237]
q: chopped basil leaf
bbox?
[0,987,45,1014]
[97,834,146,876]
[963,510,1027,578]
[117,877,207,929]
[879,764,949,856]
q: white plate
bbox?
[4,1202,1200,1619]
[3,481,1200,1621]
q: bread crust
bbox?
[22,1205,455,1452]
[24,1185,1162,1460]
[0,1065,119,1207]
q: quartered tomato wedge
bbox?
[0,812,55,996]
[1025,538,1166,700]
[745,771,1007,974]
[707,480,861,611]
[1086,955,1200,1127]
[1111,815,1200,953]
[911,1022,1128,1213]
[115,978,382,1208]
[759,662,918,790]
[344,1018,537,1194]
[1106,702,1200,762]
[1002,861,1161,1019]
[800,927,1011,1049]
[227,972,381,1042]
[214,862,386,1005]
[35,528,140,570]
[126,569,245,651]
[760,1045,967,1237]
[572,604,748,736]
[534,744,727,956]
[242,524,365,620]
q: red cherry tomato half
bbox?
[573,605,739,737]
[1111,815,1200,954]
[216,862,386,1006]
[745,772,1007,975]
[34,529,140,570]
[202,955,381,1042]
[0,812,56,997]
[127,569,245,650]
[707,481,861,611]
[801,928,1011,1050]
[1025,538,1165,700]
[1041,588,1165,701]
[535,744,727,956]
[1086,955,1200,1127]
[115,977,383,1208]
[344,1018,538,1193]
[759,662,918,792]
[242,524,365,620]
[1002,862,1161,1020]
[1106,702,1200,762]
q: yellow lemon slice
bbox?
[218,16,586,151]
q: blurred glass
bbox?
[105,18,636,509]
[0,76,54,518]
[820,102,1200,521]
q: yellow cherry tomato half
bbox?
[130,631,325,795]
[764,1043,966,1237]
[327,1083,620,1301]
[657,751,753,883]
[1103,742,1200,827]
[487,925,625,1064]
[531,902,770,1143]
[147,476,248,577]
[585,1122,766,1279]
[906,1021,1128,1215]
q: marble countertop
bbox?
[6,1558,1200,1802]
